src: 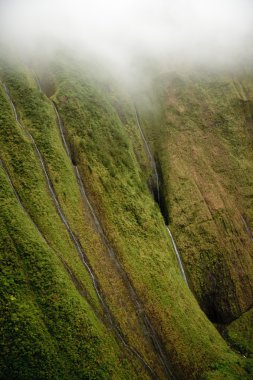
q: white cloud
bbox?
[1,0,252,74]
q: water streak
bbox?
[133,104,188,287]
[166,227,188,286]
[241,215,253,242]
[134,106,160,202]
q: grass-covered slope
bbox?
[1,58,252,379]
[0,154,139,379]
[0,66,149,380]
[0,64,166,379]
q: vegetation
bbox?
[226,307,253,356]
[0,58,252,379]
[0,65,146,379]
[50,60,252,378]
[0,63,165,379]
[0,158,140,379]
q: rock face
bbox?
[0,60,253,379]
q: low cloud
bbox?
[1,0,253,77]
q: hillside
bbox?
[0,58,252,379]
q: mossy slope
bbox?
[0,58,252,379]
[137,70,253,322]
[0,65,148,380]
[47,61,252,379]
[0,159,139,379]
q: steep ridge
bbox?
[1,81,109,323]
[0,109,143,379]
[0,70,159,378]
[46,87,174,379]
[0,78,104,315]
[33,71,175,379]
[3,64,187,379]
[1,78,159,379]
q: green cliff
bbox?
[0,58,252,379]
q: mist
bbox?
[1,0,253,79]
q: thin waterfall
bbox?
[241,215,253,241]
[134,104,188,287]
[166,227,188,286]
[134,106,160,202]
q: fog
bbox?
[0,0,253,78]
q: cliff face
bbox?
[0,59,252,379]
[140,71,253,324]
[136,69,253,352]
